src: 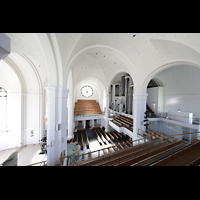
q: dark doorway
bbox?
[86,120,90,128]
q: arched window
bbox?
[0,87,7,131]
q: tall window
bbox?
[0,87,7,131]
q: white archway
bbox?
[141,61,200,94]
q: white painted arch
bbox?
[141,60,200,94]
[65,44,139,93]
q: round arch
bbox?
[141,61,200,94]
[64,45,139,91]
[107,71,134,92]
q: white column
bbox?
[92,119,94,127]
[67,92,74,140]
[105,94,109,132]
[125,77,128,113]
[58,88,68,155]
[133,94,148,136]
[45,87,58,166]
[112,84,115,110]
[83,120,86,129]
[45,87,68,166]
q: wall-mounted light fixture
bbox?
[153,102,156,111]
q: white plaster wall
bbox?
[0,61,22,151]
[147,87,164,114]
[0,93,21,151]
[154,65,200,116]
[25,94,40,145]
[0,58,42,151]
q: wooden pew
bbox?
[95,130,102,146]
[114,130,123,138]
[122,141,129,148]
[85,132,90,149]
[126,140,132,147]
[111,131,118,140]
[101,129,111,143]
[118,142,124,150]
[76,133,78,144]
[98,129,107,145]
[107,132,115,141]
[81,132,84,150]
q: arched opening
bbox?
[0,59,21,151]
[146,78,164,116]
[145,64,200,139]
[109,71,134,115]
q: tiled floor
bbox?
[0,144,47,166]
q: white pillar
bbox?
[125,77,128,113]
[45,87,58,166]
[45,87,68,166]
[67,92,74,140]
[133,94,148,136]
[112,84,115,110]
[83,120,86,129]
[92,119,94,127]
[105,94,109,132]
[58,88,68,155]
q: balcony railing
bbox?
[74,114,105,118]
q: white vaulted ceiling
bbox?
[4,33,200,95]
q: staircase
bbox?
[146,104,157,118]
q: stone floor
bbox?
[0,144,47,166]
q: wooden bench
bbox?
[85,132,90,149]
[95,130,102,146]
[114,130,123,138]
[107,132,115,141]
[111,131,118,139]
[98,129,107,144]
[81,132,84,150]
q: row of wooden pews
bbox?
[112,115,133,131]
[74,100,102,116]
[73,128,135,166]
[76,140,156,166]
[70,127,134,165]
[77,139,191,166]
[152,140,200,166]
[74,131,90,151]
[144,131,176,143]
